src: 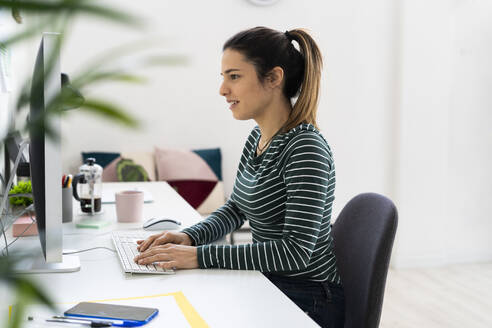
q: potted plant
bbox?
[8,180,32,209]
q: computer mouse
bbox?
[143,217,182,231]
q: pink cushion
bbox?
[155,147,218,181]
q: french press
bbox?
[72,158,103,215]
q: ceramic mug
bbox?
[115,190,144,223]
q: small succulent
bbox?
[9,181,33,207]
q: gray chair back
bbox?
[332,193,398,328]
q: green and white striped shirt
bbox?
[182,123,341,283]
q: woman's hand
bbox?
[133,244,198,270]
[137,231,192,252]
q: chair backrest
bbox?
[332,193,398,328]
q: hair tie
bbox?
[285,30,293,41]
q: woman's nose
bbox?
[219,81,229,96]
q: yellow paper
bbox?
[87,292,208,328]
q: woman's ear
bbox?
[266,66,285,89]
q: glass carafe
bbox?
[72,158,103,215]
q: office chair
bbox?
[332,193,398,328]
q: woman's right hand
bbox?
[137,231,193,252]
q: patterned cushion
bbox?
[155,147,225,215]
[116,158,150,182]
[119,151,156,181]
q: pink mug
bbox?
[115,190,144,223]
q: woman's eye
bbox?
[230,74,240,80]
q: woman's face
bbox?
[219,49,273,121]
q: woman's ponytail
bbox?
[282,29,323,132]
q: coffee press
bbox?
[72,158,103,215]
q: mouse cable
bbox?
[63,247,116,255]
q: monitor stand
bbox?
[14,254,80,273]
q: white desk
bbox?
[3,182,318,327]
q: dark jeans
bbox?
[264,273,345,328]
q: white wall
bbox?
[7,0,492,268]
[392,0,492,267]
[446,1,492,264]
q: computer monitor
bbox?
[16,32,80,273]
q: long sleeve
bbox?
[181,198,246,245]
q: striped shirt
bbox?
[182,123,341,283]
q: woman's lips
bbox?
[229,101,239,110]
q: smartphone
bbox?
[64,302,158,327]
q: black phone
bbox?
[64,302,158,326]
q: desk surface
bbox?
[3,182,318,328]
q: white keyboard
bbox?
[111,231,175,275]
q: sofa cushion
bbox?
[155,147,225,215]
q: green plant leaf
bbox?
[144,55,190,67]
[0,0,142,27]
[73,38,172,74]
[74,71,147,88]
[18,78,141,141]
[15,278,55,309]
[78,99,140,128]
[11,0,22,24]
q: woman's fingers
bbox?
[138,232,191,252]
[137,233,163,252]
[137,253,172,265]
[133,244,197,270]
[149,233,171,248]
[159,261,178,270]
[134,244,172,262]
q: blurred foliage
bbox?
[0,255,56,328]
[0,0,189,141]
[0,1,188,328]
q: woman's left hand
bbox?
[134,244,198,270]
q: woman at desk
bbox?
[135,27,344,328]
